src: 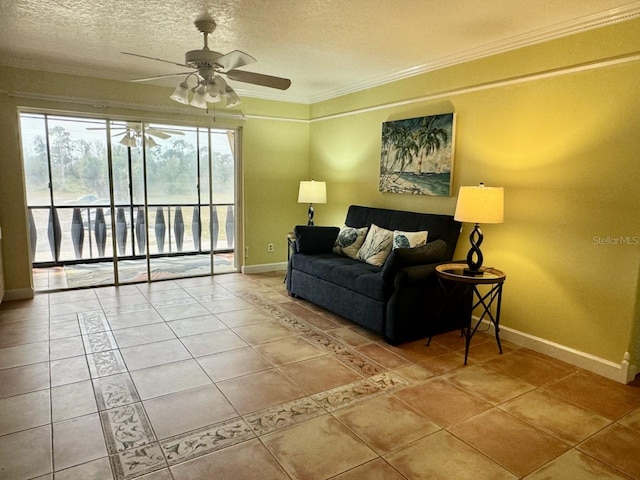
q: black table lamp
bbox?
[454,183,504,276]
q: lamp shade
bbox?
[298,180,326,204]
[454,184,504,224]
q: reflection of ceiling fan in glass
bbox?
[87,122,184,148]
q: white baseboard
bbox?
[482,319,637,384]
[241,262,288,274]
[3,288,35,302]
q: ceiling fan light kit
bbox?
[125,14,291,111]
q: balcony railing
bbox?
[27,203,235,266]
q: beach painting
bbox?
[379,113,455,196]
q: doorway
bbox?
[19,113,238,291]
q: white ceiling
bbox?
[1,0,639,104]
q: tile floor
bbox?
[1,271,640,480]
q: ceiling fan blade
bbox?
[226,70,291,90]
[150,129,185,135]
[130,72,195,83]
[146,130,171,139]
[215,50,256,70]
[122,52,189,69]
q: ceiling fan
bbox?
[87,122,184,147]
[123,14,291,109]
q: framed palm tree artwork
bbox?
[379,113,456,196]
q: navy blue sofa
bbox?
[286,205,463,344]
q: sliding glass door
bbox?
[19,113,238,290]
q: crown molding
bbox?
[306,2,640,104]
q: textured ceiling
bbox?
[1,0,639,104]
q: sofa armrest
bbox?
[293,225,340,254]
[381,239,447,282]
[392,263,439,288]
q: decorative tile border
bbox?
[192,292,236,303]
[244,397,325,435]
[110,442,167,480]
[78,310,111,334]
[161,417,255,466]
[93,373,140,410]
[311,372,409,412]
[83,331,119,354]
[100,402,157,454]
[104,304,153,317]
[152,298,197,309]
[87,350,128,378]
[260,303,385,377]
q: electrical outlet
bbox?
[267,242,274,253]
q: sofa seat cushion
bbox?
[291,253,386,300]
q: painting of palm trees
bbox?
[379,113,455,196]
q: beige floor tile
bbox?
[130,359,212,400]
[578,423,640,479]
[105,309,165,330]
[449,408,570,477]
[112,322,176,348]
[543,372,640,420]
[120,339,191,371]
[392,363,436,383]
[385,430,516,480]
[232,321,296,345]
[619,406,640,432]
[485,349,576,386]
[416,350,467,375]
[500,389,611,444]
[49,336,85,360]
[327,327,372,347]
[356,344,410,369]
[54,457,114,480]
[254,336,325,366]
[49,320,81,340]
[143,385,237,440]
[155,303,211,322]
[215,307,272,327]
[49,289,97,305]
[50,356,91,387]
[167,315,226,337]
[385,339,452,363]
[171,438,289,480]
[0,389,51,436]
[393,377,492,427]
[0,341,49,369]
[0,361,50,398]
[51,380,98,422]
[137,280,180,293]
[0,425,52,479]
[262,415,377,480]
[525,449,631,480]
[53,413,108,471]
[201,297,254,314]
[144,288,191,303]
[444,364,536,405]
[331,458,406,480]
[279,355,362,394]
[180,329,247,357]
[217,369,306,414]
[50,299,102,316]
[98,293,149,310]
[197,347,272,382]
[333,395,440,454]
[0,323,49,348]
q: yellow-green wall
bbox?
[308,19,640,367]
[1,17,639,373]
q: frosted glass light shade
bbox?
[454,184,504,224]
[298,180,327,204]
[170,81,190,105]
[190,87,208,109]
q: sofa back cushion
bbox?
[294,226,340,254]
[345,205,461,261]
